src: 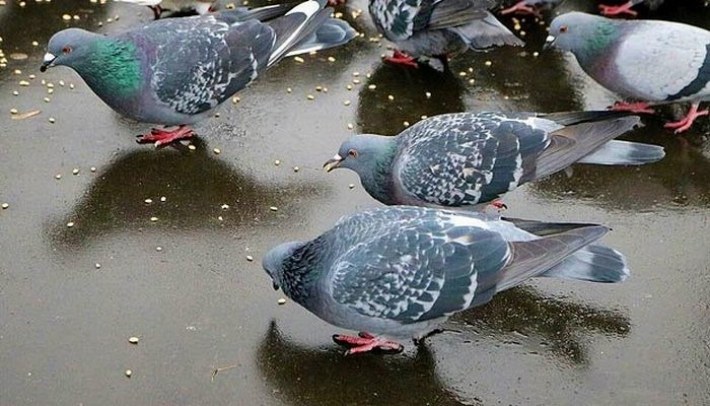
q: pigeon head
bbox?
[262,241,307,292]
[546,12,618,56]
[324,134,396,175]
[41,28,101,72]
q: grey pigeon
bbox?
[368,0,524,70]
[546,12,710,133]
[40,0,357,146]
[598,0,664,17]
[263,206,629,355]
[116,0,242,19]
[500,0,562,18]
[324,111,664,209]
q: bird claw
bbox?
[136,126,194,147]
[384,50,419,68]
[500,2,542,18]
[332,333,404,355]
[598,2,638,17]
[488,200,508,211]
[664,105,708,134]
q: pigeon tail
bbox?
[542,244,630,283]
[450,11,524,50]
[286,18,358,57]
[265,0,337,67]
[576,140,665,165]
[495,225,610,293]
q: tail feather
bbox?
[533,115,641,180]
[451,11,524,50]
[286,17,358,56]
[543,110,636,126]
[544,244,629,283]
[265,0,331,67]
[576,140,665,166]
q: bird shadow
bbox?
[256,320,481,406]
[45,139,326,252]
[448,285,630,366]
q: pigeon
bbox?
[500,0,562,18]
[598,0,664,18]
[368,0,524,70]
[116,0,243,19]
[323,111,664,209]
[546,12,710,133]
[40,0,357,146]
[263,206,630,355]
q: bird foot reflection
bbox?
[384,50,419,68]
[664,103,708,134]
[500,2,542,18]
[136,125,195,147]
[609,101,655,114]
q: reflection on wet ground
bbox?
[1,0,710,405]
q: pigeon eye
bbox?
[347,149,358,158]
[559,25,568,34]
[62,46,72,54]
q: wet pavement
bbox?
[1,1,709,405]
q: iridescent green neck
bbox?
[577,20,618,65]
[77,38,143,99]
[361,139,398,204]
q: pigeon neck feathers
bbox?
[275,239,328,304]
[357,137,399,205]
[80,38,143,99]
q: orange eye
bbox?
[347,149,358,158]
[62,46,72,54]
[559,25,568,33]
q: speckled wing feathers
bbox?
[329,208,511,322]
[369,0,427,41]
[394,113,550,207]
[138,15,274,115]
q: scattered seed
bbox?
[425,92,431,99]
[315,86,322,92]
[343,100,351,106]
[55,174,61,179]
[217,216,223,221]
[44,97,50,103]
[221,204,230,210]
[48,117,55,123]
[286,87,292,93]
[484,60,492,66]
[421,115,428,120]
[31,41,38,47]
[95,263,101,269]
[533,51,539,57]
[387,95,394,101]
[213,148,221,154]
[306,94,314,100]
[150,217,158,222]
[293,166,299,172]
[69,83,75,89]
[269,206,278,211]
[348,184,355,189]
[277,298,287,305]
[368,84,376,90]
[13,69,20,75]
[293,56,304,63]
[468,79,475,85]
[9,53,27,60]
[46,83,54,88]
[188,144,196,151]
[67,222,74,228]
[231,96,240,104]
[58,80,64,86]
[1,203,8,209]
[47,88,53,94]
[71,168,79,175]
[62,14,71,20]
[246,255,254,262]
[12,91,18,96]
[459,71,467,77]
[327,56,336,62]
[346,84,352,91]
[352,79,361,84]
[156,246,162,252]
[403,121,410,127]
[160,196,166,202]
[347,123,353,130]
[9,108,18,115]
[144,199,153,204]
[274,159,281,166]
[352,72,360,77]
[128,337,139,344]
[90,167,96,172]
[19,80,29,86]
[125,370,132,378]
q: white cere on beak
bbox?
[43,53,56,63]
[545,35,556,44]
[332,154,343,161]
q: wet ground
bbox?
[1,0,710,405]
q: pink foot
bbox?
[500,2,542,18]
[384,50,419,68]
[137,125,194,147]
[664,103,708,134]
[599,1,638,17]
[332,332,404,355]
[487,200,508,211]
[609,101,655,114]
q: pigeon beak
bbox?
[323,154,344,172]
[272,281,280,291]
[543,35,556,51]
[40,53,56,72]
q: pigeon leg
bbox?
[149,5,163,19]
[609,101,655,114]
[384,50,419,68]
[487,200,508,211]
[664,103,708,133]
[327,0,347,5]
[332,332,404,355]
[500,2,542,18]
[137,125,195,147]
[598,1,638,17]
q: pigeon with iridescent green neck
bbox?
[40,0,356,146]
[546,12,710,133]
[263,206,630,355]
[324,110,664,209]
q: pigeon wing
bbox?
[329,212,511,323]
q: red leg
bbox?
[150,5,163,19]
[332,332,404,355]
[664,103,708,134]
[136,125,194,147]
[384,50,419,69]
[500,2,542,18]
[598,1,638,17]
[487,200,508,211]
[609,101,655,114]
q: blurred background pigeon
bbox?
[40,0,357,146]
[324,111,664,209]
[263,206,630,355]
[598,0,664,17]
